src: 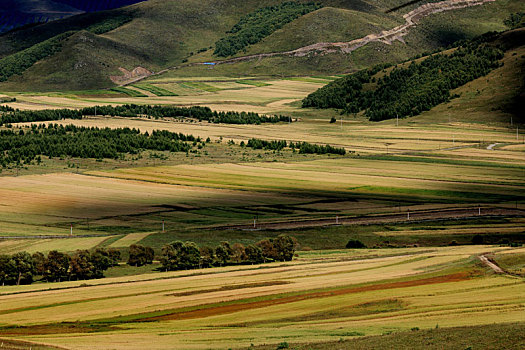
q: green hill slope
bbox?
[0,0,523,91]
[302,28,525,124]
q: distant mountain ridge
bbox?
[0,0,145,33]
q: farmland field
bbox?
[0,246,524,349]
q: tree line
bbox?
[0,104,292,125]
[0,236,297,286]
[0,248,120,286]
[0,124,198,167]
[160,235,297,271]
[245,138,347,155]
[302,33,505,121]
[127,235,296,271]
[214,1,322,57]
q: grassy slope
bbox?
[2,0,523,90]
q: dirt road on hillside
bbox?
[479,255,505,273]
[124,0,496,85]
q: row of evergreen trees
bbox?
[0,104,292,125]
[214,2,322,57]
[245,138,346,155]
[0,124,197,167]
[302,33,505,121]
[0,248,120,286]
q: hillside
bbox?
[302,28,525,123]
[0,0,523,91]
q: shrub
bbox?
[346,239,367,249]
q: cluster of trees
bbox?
[0,104,292,125]
[504,12,525,29]
[0,248,120,286]
[158,235,297,271]
[81,104,291,125]
[86,14,133,34]
[289,141,346,155]
[245,138,346,155]
[0,124,197,167]
[0,31,74,82]
[0,108,82,125]
[214,2,322,57]
[302,36,504,121]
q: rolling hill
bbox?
[0,0,523,91]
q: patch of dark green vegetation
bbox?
[0,248,119,286]
[0,124,199,167]
[504,12,525,29]
[0,31,74,82]
[0,104,292,125]
[133,84,178,96]
[86,14,133,35]
[214,1,322,57]
[245,138,347,155]
[110,87,148,97]
[247,323,525,350]
[302,32,505,121]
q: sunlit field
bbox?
[0,246,523,349]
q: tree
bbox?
[11,252,34,286]
[90,249,111,278]
[106,248,121,266]
[231,243,247,263]
[160,241,200,271]
[256,239,278,262]
[245,244,264,264]
[273,235,296,262]
[346,239,367,249]
[32,252,46,277]
[70,250,94,280]
[0,255,15,286]
[44,250,70,282]
[128,244,154,267]
[215,244,230,266]
[199,246,215,268]
[160,241,183,271]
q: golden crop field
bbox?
[0,246,523,349]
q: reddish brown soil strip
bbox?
[141,272,470,322]
[166,281,290,297]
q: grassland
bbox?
[0,246,523,349]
